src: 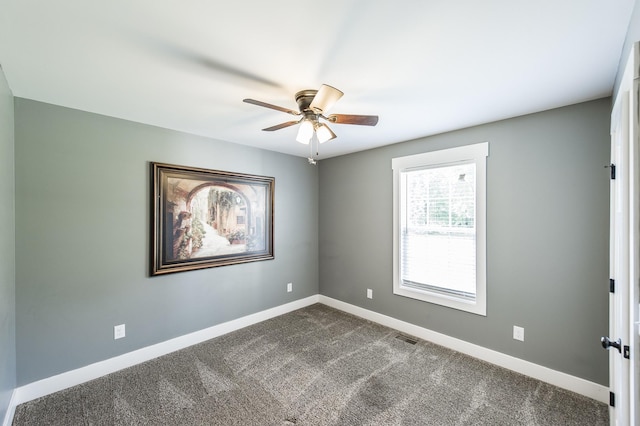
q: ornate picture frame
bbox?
[151,162,274,276]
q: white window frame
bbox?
[392,142,488,316]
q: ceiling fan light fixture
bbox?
[309,84,344,114]
[296,119,314,144]
[316,123,335,143]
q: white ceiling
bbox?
[0,1,635,160]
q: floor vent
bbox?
[395,334,418,345]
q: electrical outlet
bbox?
[114,324,126,340]
[287,282,293,293]
[367,289,373,299]
[513,325,524,342]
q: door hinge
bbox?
[624,345,630,359]
[609,163,616,179]
[609,278,615,293]
[610,391,615,407]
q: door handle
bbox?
[601,336,622,353]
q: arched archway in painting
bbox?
[187,182,252,251]
[168,181,265,260]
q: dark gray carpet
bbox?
[13,304,608,425]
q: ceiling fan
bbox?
[243,84,379,148]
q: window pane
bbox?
[401,163,476,298]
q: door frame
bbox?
[609,41,639,426]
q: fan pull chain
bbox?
[308,138,317,165]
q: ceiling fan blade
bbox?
[243,99,300,116]
[309,84,344,113]
[134,34,283,88]
[262,120,301,131]
[327,114,379,126]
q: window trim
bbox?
[392,142,488,316]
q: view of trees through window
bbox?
[406,163,475,231]
[402,163,476,297]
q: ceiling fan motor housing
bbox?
[295,90,318,112]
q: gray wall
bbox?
[0,67,16,420]
[14,99,319,385]
[319,98,611,385]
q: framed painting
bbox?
[151,162,274,276]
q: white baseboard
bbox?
[319,295,608,404]
[2,389,17,426]
[8,292,607,418]
[12,295,319,406]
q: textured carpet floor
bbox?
[13,304,608,425]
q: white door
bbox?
[605,42,639,426]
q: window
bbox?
[392,142,488,315]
